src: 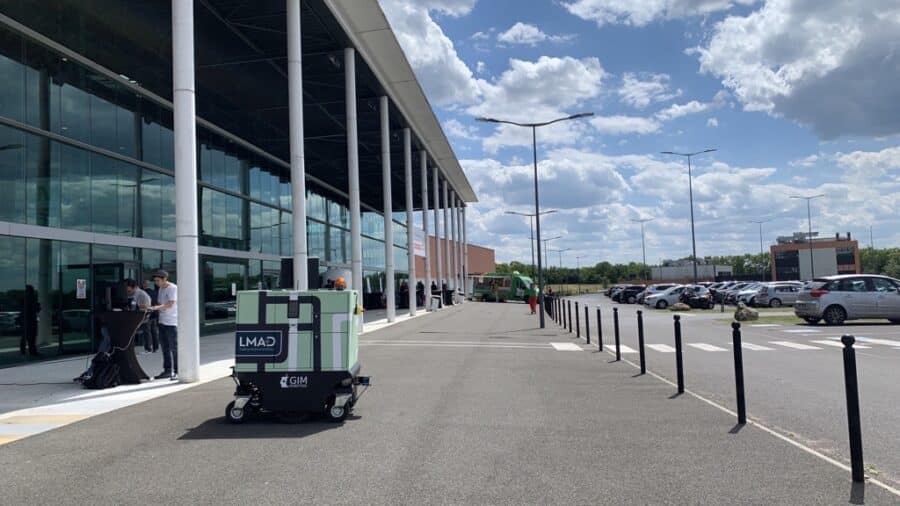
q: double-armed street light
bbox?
[789,194,825,279]
[631,217,654,281]
[748,218,774,280]
[660,149,717,283]
[505,209,557,277]
[478,112,594,328]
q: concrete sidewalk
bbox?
[0,306,435,444]
[0,302,896,504]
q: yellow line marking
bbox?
[0,414,90,425]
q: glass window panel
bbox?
[58,71,91,144]
[117,161,137,236]
[115,90,137,158]
[140,170,162,240]
[0,125,26,223]
[24,133,60,228]
[90,152,117,234]
[0,235,26,366]
[59,144,90,231]
[89,88,117,153]
[0,28,25,123]
[307,190,326,221]
[307,220,325,260]
[160,174,175,242]
[225,153,240,193]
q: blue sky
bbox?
[380,0,900,267]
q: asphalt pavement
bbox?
[0,301,897,505]
[564,293,900,492]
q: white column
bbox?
[462,205,469,299]
[420,151,431,304]
[172,0,200,383]
[450,191,457,291]
[432,169,442,294]
[346,48,363,295]
[287,0,307,290]
[380,96,394,322]
[455,196,462,292]
[442,181,451,291]
[404,129,416,316]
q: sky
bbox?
[378,0,900,268]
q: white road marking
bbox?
[551,342,583,351]
[616,344,638,354]
[686,343,727,352]
[647,344,676,353]
[770,341,822,350]
[750,324,782,327]
[810,340,870,349]
[854,337,900,348]
[782,329,821,334]
[741,342,775,351]
[361,342,552,350]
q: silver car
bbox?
[794,274,900,325]
[755,282,803,307]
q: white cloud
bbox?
[380,0,481,106]
[694,0,900,139]
[789,154,819,167]
[562,0,756,27]
[618,72,682,109]
[475,61,487,74]
[706,117,718,127]
[835,145,900,180]
[443,118,480,140]
[497,22,575,46]
[654,90,727,121]
[591,115,662,135]
[469,56,606,151]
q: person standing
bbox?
[150,271,177,380]
[19,285,41,357]
[142,279,159,353]
[527,283,538,315]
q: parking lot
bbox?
[563,292,900,490]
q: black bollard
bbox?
[597,307,603,351]
[731,322,747,424]
[637,310,646,375]
[674,315,684,394]
[841,335,865,483]
[613,307,621,361]
[584,305,590,345]
[568,300,573,333]
[575,302,581,338]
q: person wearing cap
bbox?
[150,270,178,380]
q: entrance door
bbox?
[59,243,91,354]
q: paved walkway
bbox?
[0,307,433,444]
[0,301,896,504]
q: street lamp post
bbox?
[789,194,825,279]
[575,255,587,294]
[631,217,654,281]
[478,112,593,328]
[506,209,557,278]
[748,218,773,281]
[542,235,562,267]
[660,149,717,283]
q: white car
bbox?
[644,285,686,309]
[735,283,764,305]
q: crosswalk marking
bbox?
[751,324,782,328]
[770,341,822,350]
[617,344,638,354]
[741,342,775,351]
[854,337,900,348]
[551,342,583,351]
[782,329,821,334]
[810,340,870,349]
[647,344,676,353]
[687,343,727,352]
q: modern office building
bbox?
[0,0,476,369]
[771,232,859,281]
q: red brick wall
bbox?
[414,236,495,280]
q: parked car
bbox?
[607,285,626,299]
[794,274,900,325]
[614,285,646,304]
[723,282,752,304]
[679,286,715,309]
[644,285,689,309]
[636,284,677,304]
[735,283,764,305]
[755,282,803,307]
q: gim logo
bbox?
[280,375,308,389]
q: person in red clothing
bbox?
[527,284,538,315]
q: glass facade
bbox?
[0,20,409,367]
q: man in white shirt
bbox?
[150,270,178,381]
